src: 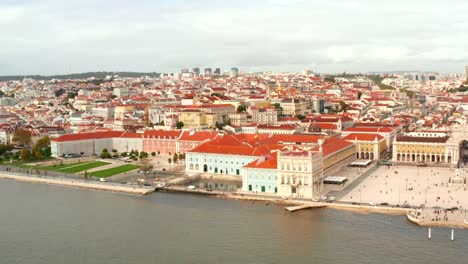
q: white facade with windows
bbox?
[186,152,258,177]
[276,149,323,199]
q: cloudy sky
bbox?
[1,0,467,75]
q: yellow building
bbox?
[178,110,217,129]
[319,138,357,175]
[114,105,136,119]
[392,132,453,164]
[343,133,387,160]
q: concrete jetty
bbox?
[285,204,326,212]
[0,172,154,195]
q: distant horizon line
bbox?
[0,69,461,78]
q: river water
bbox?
[1,179,467,264]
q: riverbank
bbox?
[0,173,153,195]
[160,186,409,215]
[3,172,466,228]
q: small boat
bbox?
[155,183,166,188]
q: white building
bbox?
[276,147,323,199]
[248,106,278,125]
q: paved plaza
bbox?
[340,166,468,208]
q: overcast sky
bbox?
[1,0,467,75]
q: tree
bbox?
[173,153,178,163]
[84,170,89,180]
[296,114,306,120]
[140,158,153,175]
[176,121,184,129]
[324,76,336,83]
[339,101,349,112]
[237,104,247,113]
[100,148,111,159]
[55,88,66,97]
[0,144,14,155]
[215,122,224,130]
[12,129,32,146]
[168,158,172,165]
[67,92,78,99]
[357,91,363,99]
[178,153,184,161]
[35,136,50,149]
[151,152,156,156]
[139,151,148,159]
[32,136,51,159]
[20,148,31,160]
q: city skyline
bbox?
[1,0,467,75]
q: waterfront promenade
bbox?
[340,166,468,208]
[407,208,468,228]
[0,172,154,195]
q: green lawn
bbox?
[37,161,91,171]
[89,164,140,178]
[57,161,111,174]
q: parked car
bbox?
[187,185,195,190]
[99,178,107,182]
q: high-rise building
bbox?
[214,68,221,75]
[181,68,189,74]
[229,67,239,78]
[465,66,468,81]
[204,68,212,76]
[193,68,200,75]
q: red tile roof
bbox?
[52,131,134,142]
[244,153,278,169]
[143,130,181,139]
[344,127,394,133]
[189,134,280,156]
[343,133,384,141]
[313,138,355,157]
[178,131,219,141]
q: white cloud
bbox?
[0,0,467,75]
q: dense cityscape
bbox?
[1,68,468,211]
[2,0,468,263]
